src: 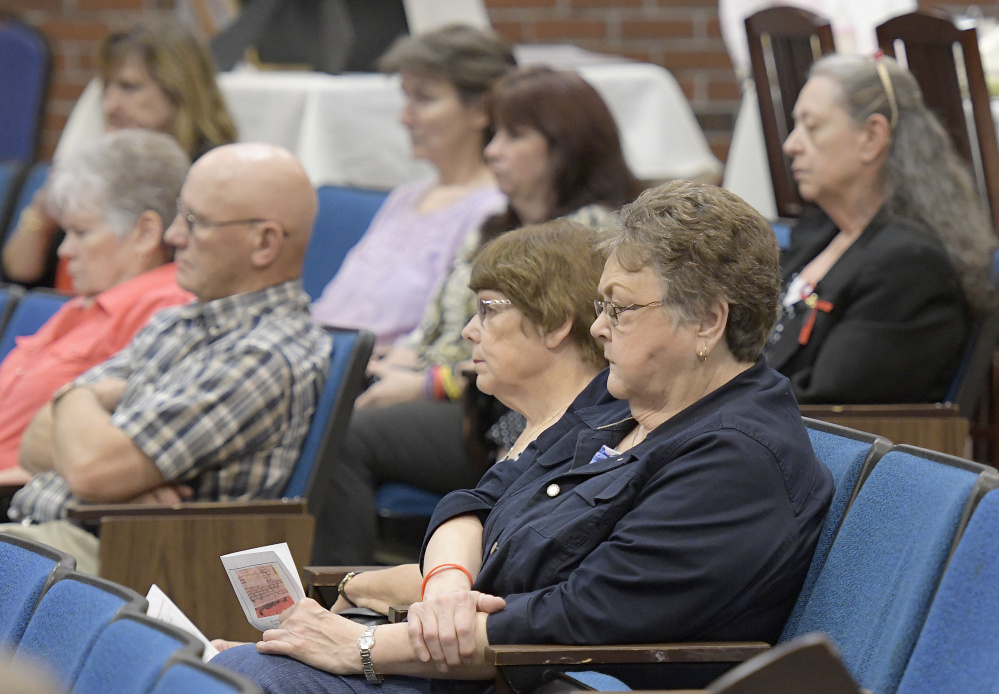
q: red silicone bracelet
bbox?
[420,563,473,599]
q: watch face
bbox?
[358,635,375,649]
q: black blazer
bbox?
[764,208,970,404]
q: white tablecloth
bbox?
[56,52,721,190]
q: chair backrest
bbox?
[13,571,146,691]
[0,14,51,164]
[745,6,835,219]
[0,160,25,239]
[7,161,50,234]
[302,186,389,301]
[0,283,24,339]
[877,9,999,235]
[784,445,999,694]
[283,328,375,509]
[0,288,70,361]
[73,612,203,694]
[894,487,999,693]
[780,420,891,640]
[708,632,863,694]
[943,301,999,414]
[0,532,75,648]
[150,653,263,694]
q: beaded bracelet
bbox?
[420,563,473,599]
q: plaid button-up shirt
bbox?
[10,280,331,523]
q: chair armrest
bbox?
[484,642,769,666]
[65,498,308,522]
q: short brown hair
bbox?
[470,219,607,370]
[378,24,515,104]
[99,15,238,158]
[605,181,781,362]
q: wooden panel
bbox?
[99,513,314,642]
[799,406,969,457]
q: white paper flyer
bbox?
[221,542,305,631]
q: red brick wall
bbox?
[2,0,969,164]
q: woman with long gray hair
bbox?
[766,53,995,404]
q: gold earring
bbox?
[697,348,708,363]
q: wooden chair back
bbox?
[745,6,835,219]
[877,9,999,235]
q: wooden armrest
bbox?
[799,403,961,417]
[65,498,307,522]
[484,642,770,666]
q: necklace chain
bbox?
[508,401,572,459]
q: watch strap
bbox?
[358,624,382,684]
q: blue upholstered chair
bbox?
[782,446,999,694]
[0,160,26,240]
[0,532,75,648]
[781,419,890,639]
[0,288,70,361]
[73,612,203,694]
[151,654,263,694]
[0,14,50,165]
[284,328,376,510]
[13,572,145,691]
[302,186,389,300]
[479,443,998,694]
[894,487,999,693]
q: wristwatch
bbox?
[338,571,358,607]
[357,624,382,684]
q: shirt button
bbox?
[546,483,560,497]
[489,541,498,555]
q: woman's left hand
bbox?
[256,598,366,674]
[407,590,506,672]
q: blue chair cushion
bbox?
[896,489,999,694]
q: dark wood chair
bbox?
[745,6,835,219]
[877,8,999,237]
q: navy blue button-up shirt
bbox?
[424,360,833,648]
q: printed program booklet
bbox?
[221,542,306,631]
[145,584,219,662]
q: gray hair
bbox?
[46,129,190,237]
[378,24,516,104]
[810,54,996,312]
[602,180,782,363]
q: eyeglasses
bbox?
[594,299,662,326]
[175,199,267,235]
[476,298,513,324]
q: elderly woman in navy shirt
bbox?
[213,181,833,693]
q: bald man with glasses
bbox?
[5,144,331,574]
